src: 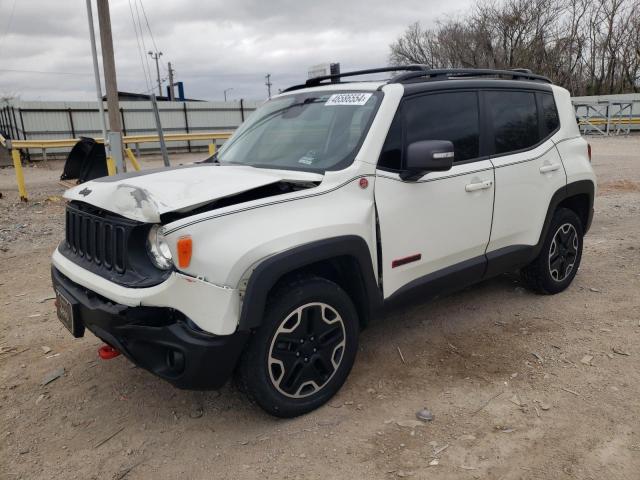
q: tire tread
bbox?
[520,207,583,295]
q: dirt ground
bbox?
[1,137,639,480]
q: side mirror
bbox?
[400,140,454,181]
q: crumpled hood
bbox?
[63,164,323,223]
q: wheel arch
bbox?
[557,192,592,234]
[238,236,382,331]
[536,180,594,257]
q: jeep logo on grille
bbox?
[78,188,92,197]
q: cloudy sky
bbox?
[0,0,469,101]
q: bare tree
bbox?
[389,0,640,94]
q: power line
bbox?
[0,68,94,76]
[139,76,168,95]
[0,68,147,79]
[138,0,167,74]
[132,0,155,83]
[127,0,153,92]
[0,0,17,50]
[174,71,281,78]
[138,0,158,53]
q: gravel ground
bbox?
[0,137,639,479]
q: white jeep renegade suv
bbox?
[51,67,596,417]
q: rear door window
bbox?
[486,91,539,155]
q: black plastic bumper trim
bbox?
[51,267,248,390]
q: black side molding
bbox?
[565,179,595,233]
[385,254,486,306]
[484,244,536,279]
[238,236,382,330]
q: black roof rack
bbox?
[281,66,551,93]
[389,68,551,84]
[282,65,428,92]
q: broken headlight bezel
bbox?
[147,225,173,270]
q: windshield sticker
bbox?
[325,93,372,106]
[298,151,317,165]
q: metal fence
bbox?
[0,99,261,157]
[572,93,640,135]
[2,93,638,160]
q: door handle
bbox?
[539,163,561,173]
[465,180,493,192]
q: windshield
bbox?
[215,91,382,173]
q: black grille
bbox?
[65,202,136,275]
[60,201,171,288]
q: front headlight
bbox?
[147,225,173,270]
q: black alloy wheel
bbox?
[268,302,346,398]
[521,207,584,294]
[548,223,579,282]
[237,275,359,417]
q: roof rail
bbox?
[281,66,551,94]
[390,68,551,84]
[282,65,429,92]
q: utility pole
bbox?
[149,94,170,166]
[148,50,163,96]
[265,74,272,99]
[96,0,125,173]
[167,62,175,101]
[223,88,233,102]
[85,0,108,146]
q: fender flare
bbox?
[238,235,382,331]
[534,179,595,258]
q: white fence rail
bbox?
[0,99,261,157]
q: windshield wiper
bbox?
[199,151,220,164]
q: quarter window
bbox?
[486,91,539,154]
[378,112,403,170]
[540,92,560,137]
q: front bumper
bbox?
[52,247,240,335]
[52,267,248,389]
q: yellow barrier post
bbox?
[7,132,234,191]
[11,149,28,202]
[124,148,141,171]
[106,156,116,176]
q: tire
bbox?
[521,208,584,294]
[237,275,359,418]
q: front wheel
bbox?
[237,275,359,417]
[521,208,584,294]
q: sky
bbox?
[0,0,469,102]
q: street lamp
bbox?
[148,50,163,96]
[223,88,234,102]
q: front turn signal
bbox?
[177,236,192,268]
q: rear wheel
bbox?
[521,208,584,294]
[237,275,359,417]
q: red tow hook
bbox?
[98,344,121,360]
